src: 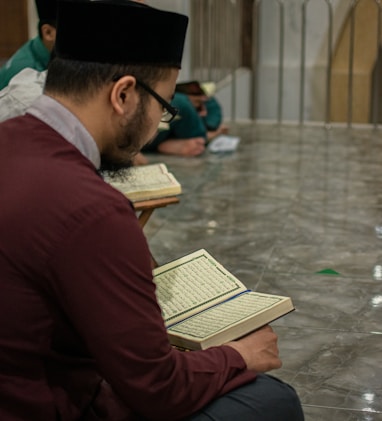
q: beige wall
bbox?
[28,0,38,38]
[330,1,381,123]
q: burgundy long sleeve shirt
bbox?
[0,96,256,421]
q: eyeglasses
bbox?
[135,79,178,123]
[112,75,178,123]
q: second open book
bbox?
[104,163,181,202]
[153,249,294,350]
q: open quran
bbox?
[153,249,294,350]
[105,163,182,202]
[208,135,240,153]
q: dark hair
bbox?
[44,58,174,103]
[38,20,57,39]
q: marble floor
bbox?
[143,123,382,421]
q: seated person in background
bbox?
[142,80,229,157]
[0,0,57,89]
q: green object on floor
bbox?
[316,268,340,275]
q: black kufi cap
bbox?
[35,0,58,21]
[55,0,189,68]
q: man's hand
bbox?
[157,137,206,157]
[225,325,282,372]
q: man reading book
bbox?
[0,1,304,420]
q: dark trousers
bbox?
[184,374,304,421]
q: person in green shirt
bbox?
[143,81,229,157]
[0,0,57,89]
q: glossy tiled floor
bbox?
[143,123,382,420]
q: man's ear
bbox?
[41,24,56,49]
[110,75,137,116]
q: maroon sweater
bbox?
[0,114,256,421]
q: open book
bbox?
[208,135,240,153]
[105,163,182,202]
[153,249,294,350]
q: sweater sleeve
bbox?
[48,200,256,421]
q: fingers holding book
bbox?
[225,325,282,373]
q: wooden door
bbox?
[0,0,29,63]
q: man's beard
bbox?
[99,100,149,176]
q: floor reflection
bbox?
[143,123,382,420]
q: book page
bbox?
[104,163,168,183]
[153,249,247,326]
[167,292,287,340]
[208,135,240,153]
[113,172,179,194]
[104,163,181,201]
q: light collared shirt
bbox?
[28,94,101,169]
[0,68,46,123]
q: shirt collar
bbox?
[27,95,101,169]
